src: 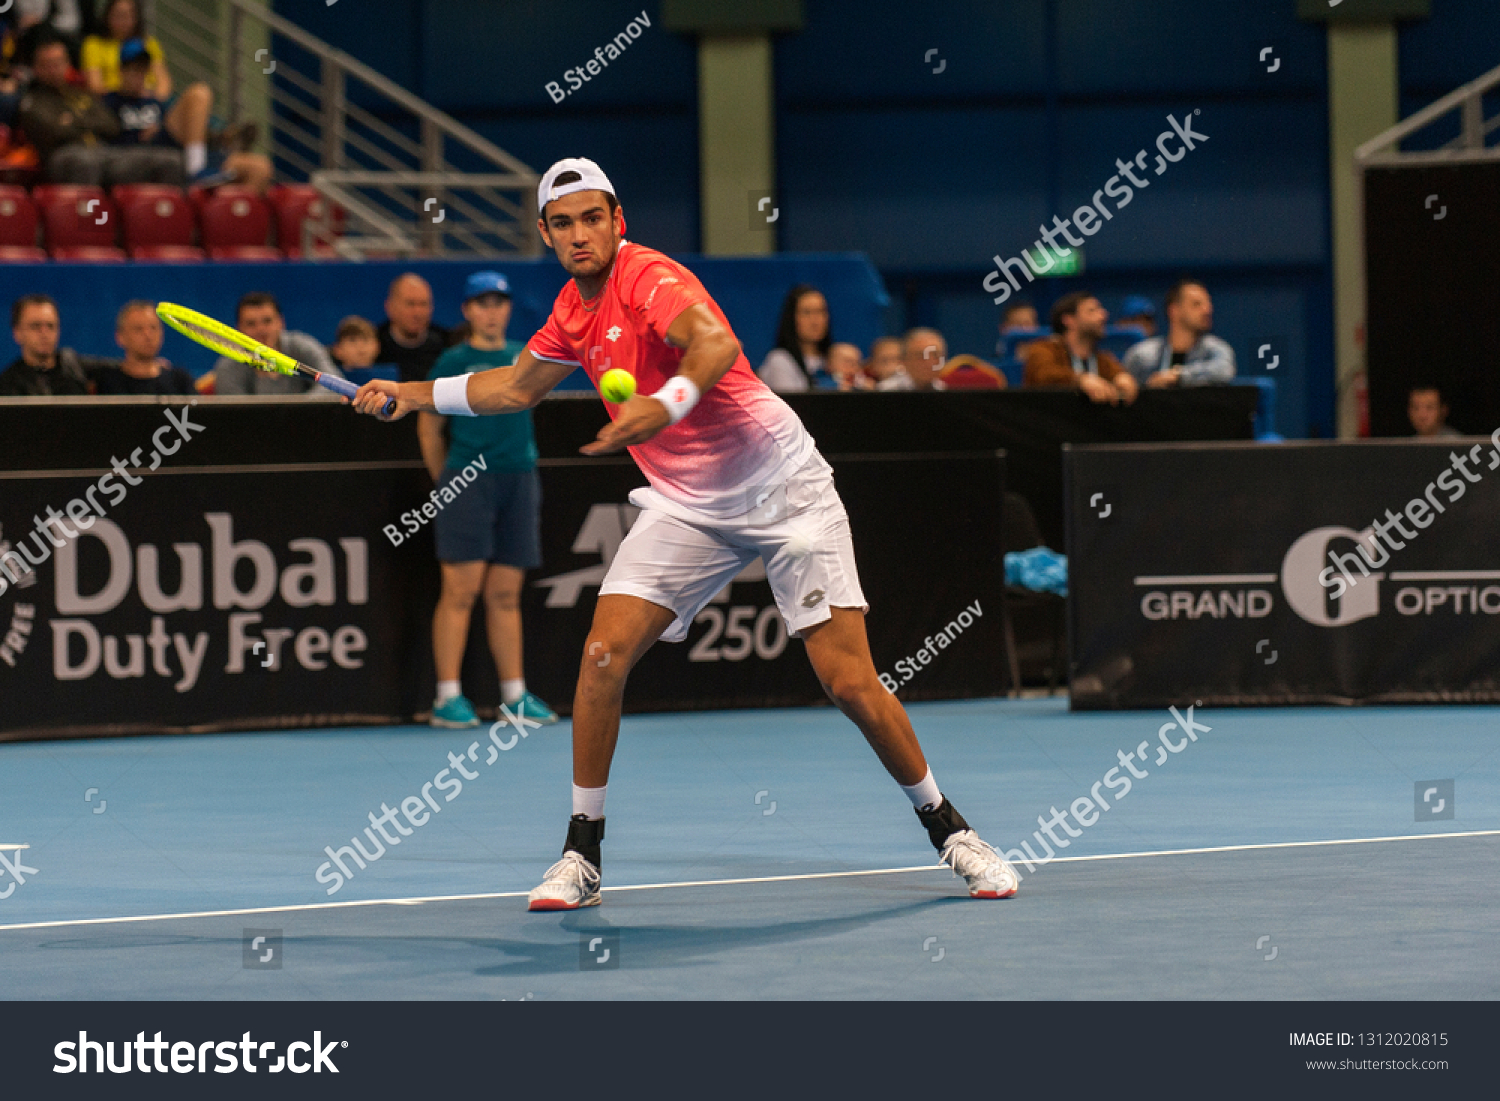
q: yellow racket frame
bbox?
[156,302,300,377]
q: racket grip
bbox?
[321,373,398,416]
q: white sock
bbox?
[899,767,943,813]
[435,679,461,704]
[572,783,607,820]
[501,678,526,704]
[185,142,208,175]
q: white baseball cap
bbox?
[538,157,616,213]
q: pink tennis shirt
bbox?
[528,242,814,518]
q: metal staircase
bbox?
[1356,58,1500,166]
[153,0,541,259]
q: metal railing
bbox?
[152,0,541,259]
[1356,58,1500,166]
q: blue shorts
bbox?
[433,467,542,568]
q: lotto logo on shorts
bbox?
[746,484,787,525]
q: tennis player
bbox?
[352,158,1018,908]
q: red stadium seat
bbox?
[267,184,344,257]
[114,185,195,249]
[207,245,283,262]
[199,190,275,254]
[0,184,39,247]
[49,245,127,262]
[129,244,206,262]
[0,245,48,262]
[940,356,1007,390]
[36,185,120,253]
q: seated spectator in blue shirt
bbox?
[1121,279,1236,388]
[100,39,171,147]
[758,284,837,392]
[93,299,196,395]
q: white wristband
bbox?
[652,376,700,425]
[433,373,475,416]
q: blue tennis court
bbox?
[2,698,1495,1000]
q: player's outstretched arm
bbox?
[580,304,739,455]
[350,348,572,421]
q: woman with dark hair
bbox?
[758,284,836,392]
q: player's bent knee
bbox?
[821,669,876,712]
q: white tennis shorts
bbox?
[599,450,868,642]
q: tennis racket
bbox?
[156,302,396,415]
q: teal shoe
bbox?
[504,691,558,725]
[431,694,480,728]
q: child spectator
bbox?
[330,316,381,371]
[103,38,271,190]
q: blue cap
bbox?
[463,271,511,302]
[118,38,150,66]
[1120,295,1155,318]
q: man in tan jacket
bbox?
[1023,292,1138,405]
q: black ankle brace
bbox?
[564,814,605,870]
[915,796,970,852]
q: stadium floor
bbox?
[1,698,1497,1000]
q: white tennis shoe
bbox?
[526,851,602,911]
[938,830,1019,899]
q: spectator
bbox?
[825,341,869,391]
[1117,294,1156,337]
[419,270,556,729]
[212,292,343,396]
[1000,300,1039,334]
[864,336,904,387]
[17,34,180,185]
[82,0,217,180]
[102,39,270,191]
[93,300,194,396]
[0,293,111,396]
[378,273,451,384]
[330,316,381,371]
[1122,279,1236,388]
[1024,291,1138,405]
[879,328,948,391]
[758,284,835,392]
[1408,385,1462,438]
[10,0,83,66]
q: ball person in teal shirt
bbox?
[421,271,557,728]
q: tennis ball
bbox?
[599,368,636,404]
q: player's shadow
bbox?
[469,895,966,976]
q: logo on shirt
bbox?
[605,326,622,342]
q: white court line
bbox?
[0,828,1495,934]
[0,844,28,851]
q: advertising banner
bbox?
[0,399,1007,737]
[1065,439,1500,708]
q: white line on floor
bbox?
[1,828,1495,933]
